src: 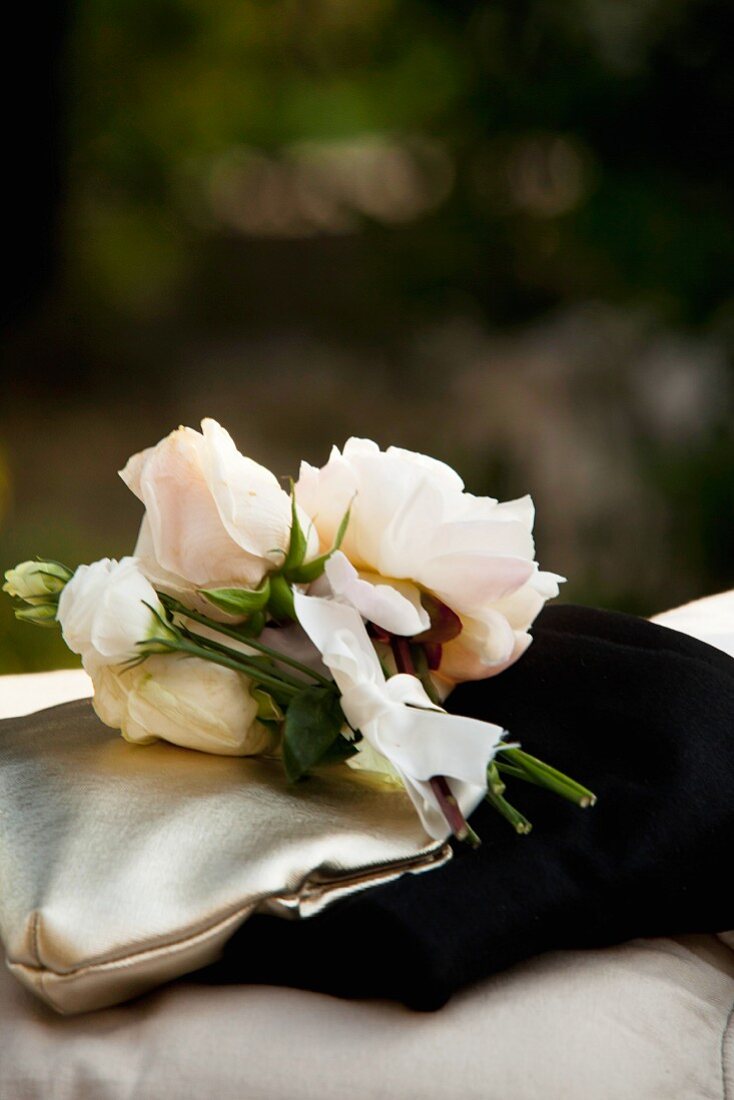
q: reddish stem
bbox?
[430,777,480,848]
[390,637,479,847]
[391,635,416,676]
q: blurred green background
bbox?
[3,0,734,672]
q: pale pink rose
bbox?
[120,419,317,614]
[296,438,562,685]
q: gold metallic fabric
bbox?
[0,699,449,1014]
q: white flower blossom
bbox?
[297,438,563,685]
[57,557,169,669]
[294,592,503,840]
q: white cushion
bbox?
[1,932,732,1100]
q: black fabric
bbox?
[196,604,734,1009]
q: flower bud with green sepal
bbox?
[3,560,73,605]
[3,559,74,628]
[13,602,60,628]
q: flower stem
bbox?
[158,594,333,687]
[390,636,478,846]
[495,761,531,783]
[148,636,300,699]
[487,761,506,795]
[500,748,596,808]
[183,628,308,692]
[390,635,416,676]
[484,782,533,834]
[430,776,481,848]
[409,643,442,705]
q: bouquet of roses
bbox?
[4,420,594,844]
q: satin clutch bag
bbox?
[0,698,448,1014]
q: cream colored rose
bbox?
[120,418,318,614]
[296,438,562,685]
[91,654,275,756]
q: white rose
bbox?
[120,418,318,614]
[57,557,170,669]
[91,655,274,756]
[296,438,563,685]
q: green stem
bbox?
[410,643,442,705]
[495,761,534,784]
[487,761,506,795]
[501,748,596,808]
[496,759,583,804]
[149,636,300,699]
[484,785,533,834]
[184,628,308,692]
[159,594,333,687]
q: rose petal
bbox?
[419,554,534,614]
[297,452,361,559]
[144,428,269,587]
[437,609,522,682]
[325,552,430,636]
[428,518,535,562]
[200,419,307,563]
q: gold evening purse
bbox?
[0,699,449,1014]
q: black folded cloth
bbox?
[196,605,734,1009]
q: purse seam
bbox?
[30,909,40,967]
[28,908,63,1013]
[12,845,450,981]
[11,899,255,979]
[722,998,734,1100]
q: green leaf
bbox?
[281,481,308,574]
[282,685,346,783]
[200,580,271,616]
[287,500,352,584]
[317,735,359,765]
